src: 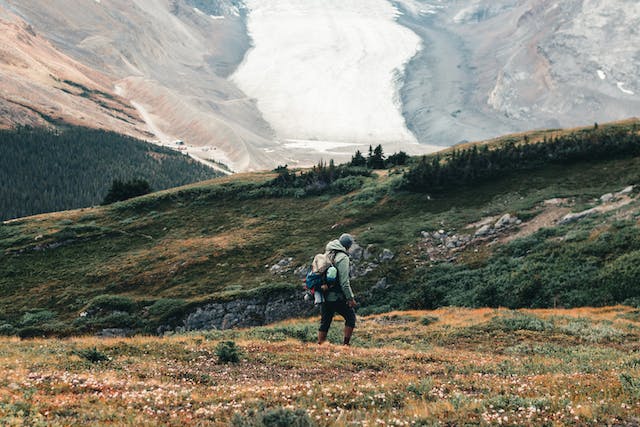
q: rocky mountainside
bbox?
[0,6,145,136]
[396,0,640,145]
[0,0,638,170]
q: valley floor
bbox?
[2,307,640,426]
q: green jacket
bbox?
[324,240,355,302]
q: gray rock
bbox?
[293,265,308,279]
[559,207,599,225]
[379,249,394,262]
[349,243,364,261]
[600,193,615,203]
[183,291,317,331]
[619,185,634,195]
[420,231,430,239]
[270,257,293,274]
[495,214,513,229]
[363,245,376,260]
[372,277,389,290]
[475,224,491,237]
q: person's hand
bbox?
[321,284,329,292]
[347,299,357,308]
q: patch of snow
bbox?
[393,0,443,17]
[193,7,204,16]
[597,69,606,80]
[210,15,225,20]
[231,0,422,145]
[283,139,359,153]
[617,82,635,95]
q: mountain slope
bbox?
[0,6,145,136]
[2,0,638,170]
[1,120,640,336]
[0,126,222,220]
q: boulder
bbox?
[363,245,376,260]
[475,225,491,237]
[379,249,394,262]
[293,265,308,279]
[619,185,634,195]
[494,214,513,229]
[558,208,599,225]
[600,193,615,203]
[372,277,389,291]
[270,257,293,274]
[349,243,364,261]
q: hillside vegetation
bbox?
[0,126,221,220]
[2,307,640,425]
[1,120,640,337]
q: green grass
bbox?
[2,121,640,333]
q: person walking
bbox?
[318,233,357,346]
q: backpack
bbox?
[305,251,339,303]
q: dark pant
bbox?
[319,300,356,332]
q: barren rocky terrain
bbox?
[1,0,638,170]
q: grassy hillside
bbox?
[1,120,640,336]
[0,126,222,220]
[2,307,640,425]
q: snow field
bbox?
[231,0,422,148]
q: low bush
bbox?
[486,313,553,332]
[19,310,56,327]
[147,298,190,324]
[86,295,136,314]
[73,347,110,363]
[0,323,16,336]
[231,407,313,427]
[17,326,48,339]
[216,341,242,364]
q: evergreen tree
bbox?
[350,150,367,167]
[368,144,385,169]
[102,179,152,205]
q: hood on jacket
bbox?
[326,239,349,254]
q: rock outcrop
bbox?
[182,291,315,332]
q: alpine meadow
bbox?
[2,120,640,425]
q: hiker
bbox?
[318,233,357,346]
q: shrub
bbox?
[0,323,16,336]
[17,326,47,339]
[73,347,110,363]
[487,313,552,332]
[559,319,624,343]
[76,311,139,330]
[620,373,640,398]
[250,325,317,343]
[86,295,137,314]
[19,310,56,327]
[147,298,189,324]
[102,179,152,205]
[329,176,365,194]
[420,316,439,326]
[216,340,242,364]
[231,408,313,427]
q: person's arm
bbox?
[336,255,355,301]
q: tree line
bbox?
[0,126,220,220]
[402,126,640,192]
